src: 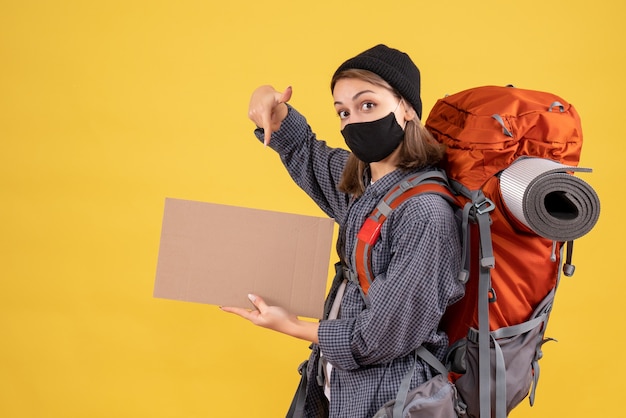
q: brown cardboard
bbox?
[154,198,335,319]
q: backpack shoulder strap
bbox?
[352,170,460,295]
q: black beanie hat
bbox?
[332,44,422,119]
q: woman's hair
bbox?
[332,69,445,197]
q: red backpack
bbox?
[355,86,600,418]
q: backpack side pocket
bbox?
[453,290,555,418]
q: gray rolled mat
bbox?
[499,157,600,241]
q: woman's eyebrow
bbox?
[334,90,376,106]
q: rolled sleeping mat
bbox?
[499,157,600,242]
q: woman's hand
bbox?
[221,294,319,343]
[248,85,292,146]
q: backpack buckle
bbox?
[475,197,495,215]
[342,267,359,285]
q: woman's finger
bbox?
[262,86,293,146]
[220,294,266,320]
[262,89,287,146]
[279,86,293,104]
[220,305,253,319]
[260,111,273,146]
[247,293,268,312]
[247,85,292,146]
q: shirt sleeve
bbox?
[317,194,463,370]
[254,105,350,220]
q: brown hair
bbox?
[332,69,444,197]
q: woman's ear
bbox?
[403,102,417,121]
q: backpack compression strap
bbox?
[352,171,460,295]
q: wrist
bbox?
[289,319,319,343]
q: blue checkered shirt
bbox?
[255,106,464,418]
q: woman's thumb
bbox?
[248,293,267,311]
[279,86,293,104]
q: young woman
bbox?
[222,44,464,418]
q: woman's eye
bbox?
[361,102,376,111]
[337,110,349,119]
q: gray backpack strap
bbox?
[450,182,497,418]
[491,313,550,418]
[286,360,309,418]
[317,278,348,388]
[465,286,556,418]
[467,189,497,418]
[492,335,507,418]
[391,347,449,418]
[456,202,473,284]
[383,170,450,207]
[287,263,345,417]
[392,352,419,418]
[416,346,448,376]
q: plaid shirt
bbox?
[256,106,464,418]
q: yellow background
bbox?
[1,1,623,417]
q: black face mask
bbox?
[341,112,405,163]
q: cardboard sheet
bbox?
[154,198,335,319]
